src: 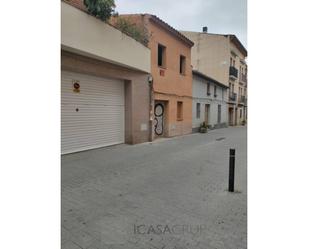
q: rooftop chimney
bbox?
[202,26,208,33]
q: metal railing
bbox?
[229,66,238,78]
[241,74,247,83]
[238,95,247,105]
[229,92,237,101]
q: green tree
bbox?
[84,0,116,21]
[114,17,150,46]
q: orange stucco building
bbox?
[111,14,194,139]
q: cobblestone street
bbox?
[62,127,247,249]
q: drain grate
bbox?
[216,137,226,141]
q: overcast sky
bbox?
[115,0,247,48]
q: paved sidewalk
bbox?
[62,127,247,249]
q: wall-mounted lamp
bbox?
[148,75,153,84]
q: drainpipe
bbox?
[148,75,154,142]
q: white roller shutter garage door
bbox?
[61,71,125,154]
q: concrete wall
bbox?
[192,75,228,130]
[61,2,150,73]
[61,51,151,144]
[181,31,230,87]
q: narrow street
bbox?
[62,127,247,249]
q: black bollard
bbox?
[229,149,235,192]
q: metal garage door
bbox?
[61,71,125,154]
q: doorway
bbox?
[229,107,234,126]
[217,104,221,124]
[154,101,167,137]
[205,104,210,126]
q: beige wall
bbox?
[228,37,247,125]
[62,51,151,144]
[181,31,247,126]
[181,31,230,86]
[61,1,150,73]
[230,41,246,61]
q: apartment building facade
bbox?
[228,36,248,125]
[61,1,151,154]
[192,70,228,132]
[181,29,247,126]
[111,14,194,139]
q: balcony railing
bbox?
[229,66,238,78]
[229,92,237,101]
[240,74,247,83]
[238,95,247,105]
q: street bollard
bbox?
[229,149,236,192]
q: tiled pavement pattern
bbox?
[62,127,247,249]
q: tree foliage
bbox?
[114,17,150,46]
[84,0,116,21]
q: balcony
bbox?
[229,66,238,79]
[239,95,247,105]
[240,74,247,84]
[229,92,237,101]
